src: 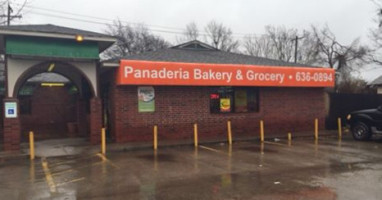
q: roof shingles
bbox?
[123,41,318,68]
[0,24,111,38]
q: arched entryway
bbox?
[15,62,94,141]
[3,59,103,150]
[0,24,116,151]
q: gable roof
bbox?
[369,75,382,86]
[171,40,217,50]
[121,40,318,68]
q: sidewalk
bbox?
[0,129,343,158]
[96,129,342,152]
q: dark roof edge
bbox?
[117,58,323,68]
[369,75,382,86]
[0,25,116,43]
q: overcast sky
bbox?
[10,0,382,81]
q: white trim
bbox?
[0,29,116,43]
[102,62,119,67]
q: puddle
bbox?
[240,146,278,153]
[136,153,177,162]
[328,159,374,174]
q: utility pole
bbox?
[7,3,11,26]
[0,3,22,26]
[292,35,304,63]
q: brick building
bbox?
[0,26,335,151]
[102,41,334,143]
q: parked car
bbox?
[346,105,382,140]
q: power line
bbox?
[18,3,189,32]
[27,10,188,35]
[26,10,266,39]
[17,3,266,38]
[0,3,267,43]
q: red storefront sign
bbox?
[117,60,335,87]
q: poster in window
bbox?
[235,89,248,112]
[220,98,231,112]
[138,86,155,112]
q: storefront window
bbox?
[210,87,258,113]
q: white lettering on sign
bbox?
[194,69,232,83]
[246,70,285,84]
[124,66,190,79]
[120,63,335,88]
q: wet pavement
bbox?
[1,135,382,200]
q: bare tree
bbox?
[103,20,170,59]
[312,25,369,71]
[243,34,274,59]
[369,0,382,64]
[176,22,200,43]
[243,25,319,65]
[266,26,295,62]
[298,31,321,65]
[204,20,239,52]
[336,70,374,93]
[311,25,370,92]
[184,22,199,41]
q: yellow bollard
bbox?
[29,131,35,160]
[154,125,158,150]
[287,132,292,146]
[194,123,198,147]
[288,132,292,141]
[101,128,106,155]
[337,117,342,139]
[227,120,232,145]
[260,120,264,142]
[314,118,319,140]
[260,142,264,154]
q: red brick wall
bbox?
[3,98,21,150]
[20,86,78,140]
[108,77,326,142]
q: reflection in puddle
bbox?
[30,160,35,183]
[337,139,342,149]
[137,153,176,162]
[240,143,277,153]
[314,140,318,157]
[140,182,156,200]
[223,145,232,189]
[154,151,158,171]
[328,159,370,173]
[194,147,199,172]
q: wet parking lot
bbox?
[1,135,382,200]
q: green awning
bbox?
[6,36,99,59]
